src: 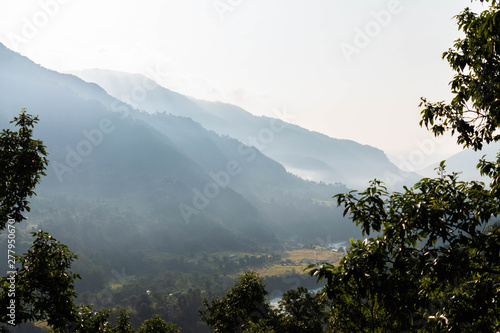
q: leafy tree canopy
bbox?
[199,271,328,332]
[420,0,500,150]
[0,109,48,229]
[277,286,327,333]
[0,110,80,330]
[309,173,500,331]
[199,271,278,332]
[138,315,181,333]
[309,1,500,332]
[0,231,81,329]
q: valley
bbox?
[0,40,487,332]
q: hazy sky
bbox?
[0,0,489,170]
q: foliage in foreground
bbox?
[307,0,500,331]
[420,0,500,150]
[0,109,48,229]
[0,111,182,332]
[200,170,500,332]
[2,0,500,331]
[309,172,500,332]
[199,271,327,333]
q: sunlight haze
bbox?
[0,0,487,169]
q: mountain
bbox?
[417,142,500,183]
[0,43,361,256]
[0,46,273,251]
[70,69,420,189]
[1,43,414,331]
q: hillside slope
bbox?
[0,43,360,253]
[71,69,419,189]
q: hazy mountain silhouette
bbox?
[0,42,361,253]
[418,142,500,183]
[71,69,419,189]
[0,44,278,250]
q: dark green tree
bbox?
[420,0,500,150]
[309,174,500,331]
[113,309,135,333]
[309,1,500,331]
[60,305,113,332]
[277,286,327,332]
[0,109,48,228]
[0,110,81,331]
[199,271,277,332]
[137,315,181,333]
[0,109,183,333]
[199,271,328,332]
[0,231,81,329]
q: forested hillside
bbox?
[0,42,359,332]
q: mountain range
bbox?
[0,42,362,253]
[0,41,430,260]
[4,42,494,331]
[70,68,420,189]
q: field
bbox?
[254,248,344,277]
[140,246,344,279]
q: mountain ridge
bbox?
[70,68,420,189]
[417,141,500,183]
[0,42,360,251]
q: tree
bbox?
[0,109,48,228]
[0,231,81,329]
[277,286,327,332]
[0,110,81,330]
[113,309,135,333]
[63,305,113,332]
[310,174,500,331]
[137,315,181,333]
[309,1,500,331]
[420,0,500,150]
[199,271,329,332]
[199,271,277,332]
[0,110,183,333]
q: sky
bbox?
[0,0,490,171]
